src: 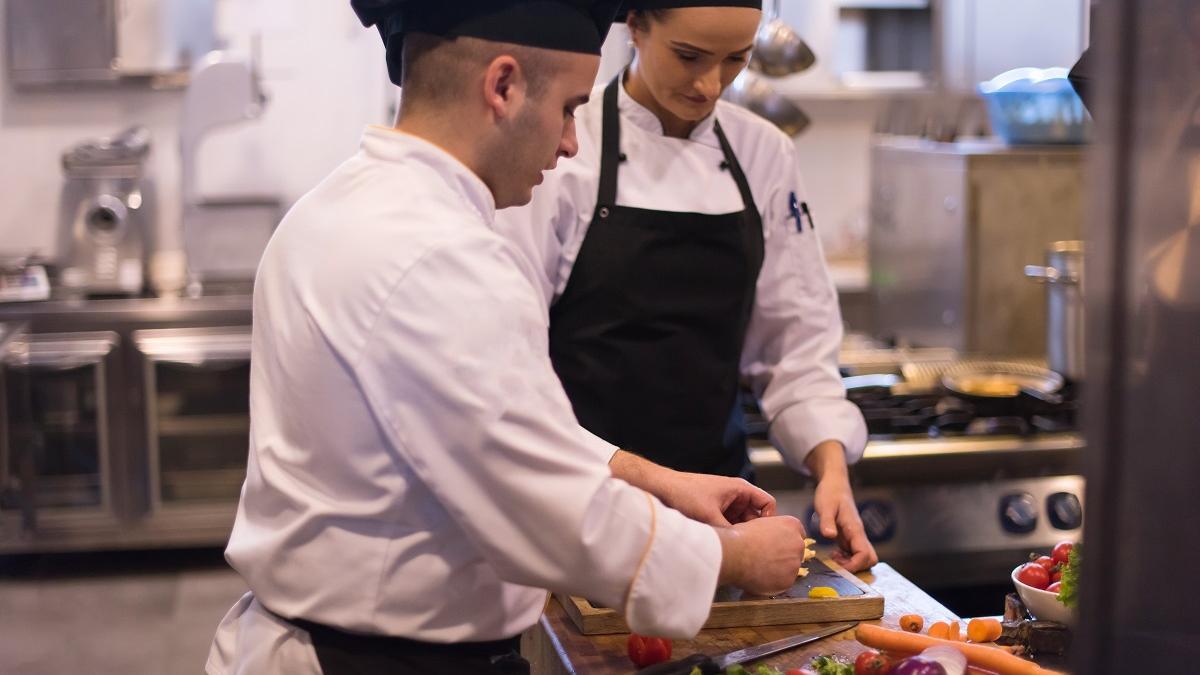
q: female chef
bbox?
[494,0,878,571]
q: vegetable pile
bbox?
[855,624,1065,675]
[1015,540,1076,595]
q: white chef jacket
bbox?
[494,81,868,471]
[206,127,722,675]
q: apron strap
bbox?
[713,118,760,216]
[597,76,622,208]
[260,603,526,675]
[598,74,761,218]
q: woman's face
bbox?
[629,7,762,123]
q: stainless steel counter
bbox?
[0,294,252,325]
[751,432,1083,488]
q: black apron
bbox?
[280,614,528,675]
[549,77,765,477]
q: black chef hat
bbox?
[617,0,762,20]
[351,0,625,86]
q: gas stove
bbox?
[848,383,1079,439]
[747,354,1085,596]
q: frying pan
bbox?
[941,363,1065,406]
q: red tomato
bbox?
[626,633,672,668]
[1047,581,1062,593]
[1032,555,1056,571]
[854,649,894,675]
[1050,568,1063,584]
[1051,541,1074,565]
[1016,562,1050,589]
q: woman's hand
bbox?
[806,441,879,572]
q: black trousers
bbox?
[287,617,530,675]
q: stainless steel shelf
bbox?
[156,414,249,437]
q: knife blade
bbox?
[634,621,858,675]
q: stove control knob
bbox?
[1047,492,1083,530]
[999,493,1039,534]
[857,500,897,544]
[805,507,835,544]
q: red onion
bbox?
[917,646,967,675]
[889,655,948,675]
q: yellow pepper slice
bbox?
[807,586,839,599]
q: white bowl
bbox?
[1011,565,1076,625]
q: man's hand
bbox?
[660,472,777,527]
[608,450,775,527]
[717,516,807,595]
[805,441,879,573]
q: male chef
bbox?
[205,2,810,674]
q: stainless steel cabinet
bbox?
[8,333,120,512]
[0,296,251,552]
[869,137,1084,355]
[135,328,250,509]
[1,332,125,546]
[0,323,33,535]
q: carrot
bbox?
[855,623,1065,675]
[927,621,950,639]
[968,618,1004,643]
[899,614,924,633]
[948,620,962,641]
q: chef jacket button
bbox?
[599,207,610,219]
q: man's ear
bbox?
[482,55,525,120]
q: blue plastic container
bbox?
[978,67,1091,144]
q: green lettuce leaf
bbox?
[1057,542,1082,608]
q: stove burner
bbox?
[844,385,1079,439]
[966,416,1030,436]
[739,383,1079,441]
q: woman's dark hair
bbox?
[627,8,671,32]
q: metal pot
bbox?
[1025,241,1086,381]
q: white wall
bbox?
[775,0,884,263]
[765,0,1088,264]
[942,0,1089,92]
[0,0,390,261]
[0,0,1088,271]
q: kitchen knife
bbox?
[634,621,858,675]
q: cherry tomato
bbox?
[1047,581,1062,593]
[626,633,672,668]
[1016,562,1050,589]
[855,649,894,675]
[1051,541,1074,566]
[1031,555,1056,572]
[1050,568,1063,584]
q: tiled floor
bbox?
[0,549,247,675]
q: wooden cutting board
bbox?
[554,554,884,635]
